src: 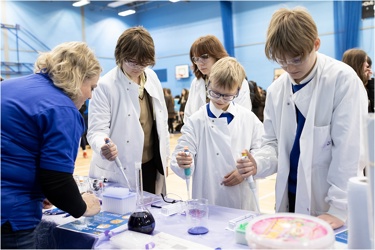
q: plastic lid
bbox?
[246,213,334,249]
[102,187,130,199]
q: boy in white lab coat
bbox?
[170,57,263,211]
[236,7,368,229]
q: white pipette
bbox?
[242,151,260,213]
[183,147,191,200]
[105,139,132,191]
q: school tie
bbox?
[206,104,234,124]
[219,112,234,124]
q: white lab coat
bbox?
[184,78,252,121]
[170,102,264,210]
[87,67,170,194]
[254,52,368,221]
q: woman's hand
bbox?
[82,192,101,217]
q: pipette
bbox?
[105,139,132,191]
[183,147,191,200]
[241,151,260,213]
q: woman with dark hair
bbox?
[184,35,252,121]
[342,48,372,112]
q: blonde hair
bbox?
[115,26,155,67]
[209,57,245,90]
[34,41,101,103]
[265,7,318,62]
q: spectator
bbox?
[164,88,176,133]
[248,80,266,122]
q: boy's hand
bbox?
[236,149,257,179]
[317,213,344,229]
[221,169,243,186]
[176,151,192,169]
[101,138,118,161]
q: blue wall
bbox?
[2,0,374,97]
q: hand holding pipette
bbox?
[236,150,257,184]
[176,146,192,200]
[183,147,191,200]
[237,150,260,212]
[101,138,118,161]
[104,139,132,191]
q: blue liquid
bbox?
[128,211,155,234]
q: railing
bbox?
[1,23,50,76]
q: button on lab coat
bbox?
[254,53,368,221]
[87,67,170,194]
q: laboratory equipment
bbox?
[128,162,155,234]
[102,187,136,215]
[183,147,191,200]
[245,213,334,249]
[105,139,132,191]
[161,202,185,216]
[241,151,260,213]
[186,198,209,235]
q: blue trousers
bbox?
[1,222,36,249]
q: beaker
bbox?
[186,198,209,235]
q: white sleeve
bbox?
[87,82,111,156]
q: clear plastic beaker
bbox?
[186,198,209,235]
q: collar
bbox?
[208,100,236,118]
[290,53,319,86]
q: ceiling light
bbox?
[108,0,137,8]
[169,0,180,2]
[73,0,90,7]
[118,9,136,16]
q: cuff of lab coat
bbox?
[327,206,347,223]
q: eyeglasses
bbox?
[275,53,304,67]
[192,54,209,64]
[125,60,148,70]
[207,88,239,102]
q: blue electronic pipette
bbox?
[183,147,191,200]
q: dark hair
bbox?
[342,48,368,85]
[115,26,155,67]
[189,35,228,79]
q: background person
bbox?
[366,56,374,112]
[1,41,102,249]
[178,88,189,123]
[87,27,169,194]
[237,7,368,229]
[184,35,252,121]
[163,88,176,133]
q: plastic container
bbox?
[246,213,335,249]
[102,187,136,215]
[235,221,250,245]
